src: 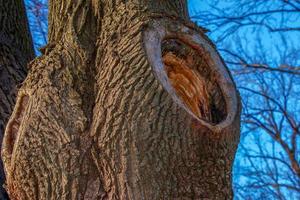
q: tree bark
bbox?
[2,0,241,199]
[0,0,35,199]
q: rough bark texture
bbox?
[2,0,241,199]
[0,0,35,199]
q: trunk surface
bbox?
[0,0,35,199]
[2,0,241,199]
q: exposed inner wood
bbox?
[162,39,227,124]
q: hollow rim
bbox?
[143,20,239,132]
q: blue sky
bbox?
[188,1,300,199]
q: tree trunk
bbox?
[0,0,35,199]
[2,0,241,199]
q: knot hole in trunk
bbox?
[162,39,227,124]
[144,19,239,131]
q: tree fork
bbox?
[2,0,241,199]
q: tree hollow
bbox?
[162,39,227,124]
[144,20,239,131]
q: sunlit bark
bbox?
[2,0,241,199]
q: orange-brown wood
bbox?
[163,52,211,121]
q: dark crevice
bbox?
[5,95,29,155]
